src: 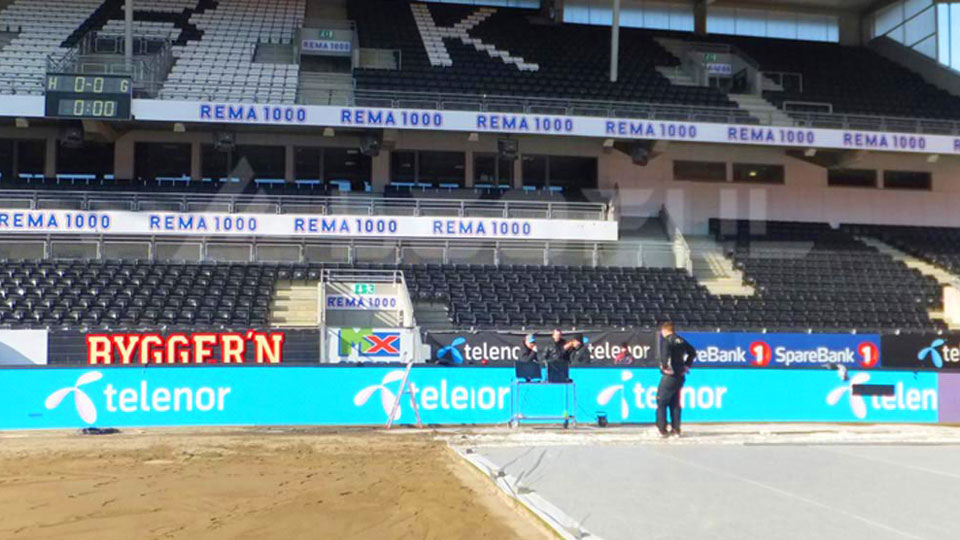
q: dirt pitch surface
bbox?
[0,428,551,540]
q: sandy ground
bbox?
[0,428,551,540]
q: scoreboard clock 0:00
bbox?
[44,73,133,120]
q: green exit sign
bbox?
[353,283,376,295]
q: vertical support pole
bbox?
[124,0,134,71]
[610,0,620,83]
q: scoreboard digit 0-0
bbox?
[44,73,133,120]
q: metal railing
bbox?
[783,101,833,114]
[46,33,174,97]
[352,89,755,123]
[0,190,610,221]
[0,235,672,268]
[660,205,692,274]
[349,89,960,135]
[357,48,402,70]
[761,71,803,93]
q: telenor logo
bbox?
[826,372,870,419]
[438,337,467,364]
[749,341,772,367]
[353,370,405,420]
[597,371,633,420]
[919,339,945,368]
[45,371,102,424]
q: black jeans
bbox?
[656,375,685,433]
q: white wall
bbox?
[6,126,959,235]
[600,141,960,234]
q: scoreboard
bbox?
[44,73,133,120]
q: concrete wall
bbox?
[870,37,960,99]
[3,127,959,235]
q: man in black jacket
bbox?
[657,321,697,438]
[543,328,572,364]
[569,334,592,364]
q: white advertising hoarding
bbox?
[0,96,955,156]
[0,330,48,366]
[0,209,618,241]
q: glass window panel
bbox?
[767,12,797,40]
[875,2,904,37]
[938,4,951,67]
[669,5,694,32]
[644,2,671,30]
[734,8,767,37]
[706,6,736,35]
[913,34,937,59]
[952,5,960,70]
[905,7,935,46]
[904,0,932,19]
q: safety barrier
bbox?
[0,365,951,430]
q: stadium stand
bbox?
[0,0,103,95]
[0,259,275,327]
[349,0,753,120]
[158,0,303,102]
[711,219,944,332]
[845,224,960,277]
[683,33,960,121]
[0,254,940,333]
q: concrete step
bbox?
[686,235,755,297]
[271,280,319,326]
[728,94,795,126]
[299,72,353,85]
[859,237,958,285]
[857,237,960,330]
[305,0,347,22]
[254,43,295,64]
[656,66,698,86]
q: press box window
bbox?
[474,153,514,186]
[732,163,785,184]
[673,160,726,182]
[883,170,931,190]
[135,142,191,181]
[828,168,877,188]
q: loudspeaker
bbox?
[213,132,235,152]
[498,138,519,161]
[60,125,84,149]
[630,141,650,166]
[360,131,382,157]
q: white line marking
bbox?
[816,446,960,481]
[647,448,928,540]
[453,447,602,540]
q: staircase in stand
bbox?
[304,0,347,25]
[858,236,960,330]
[269,280,319,327]
[728,93,795,126]
[413,301,455,331]
[654,37,699,87]
[685,236,755,297]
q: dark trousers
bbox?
[656,375,685,433]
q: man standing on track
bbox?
[656,322,697,438]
